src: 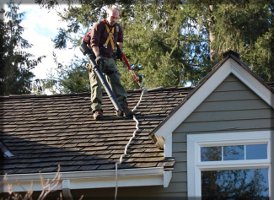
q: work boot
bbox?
[93,110,103,120]
[122,103,134,118]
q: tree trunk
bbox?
[207,4,215,62]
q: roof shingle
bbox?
[0,87,191,175]
[2,80,273,175]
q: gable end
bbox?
[153,57,274,157]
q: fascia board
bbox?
[230,59,274,108]
[1,167,165,193]
[154,59,232,140]
[154,58,274,138]
[155,57,274,150]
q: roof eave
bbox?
[1,167,172,193]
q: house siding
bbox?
[170,74,274,198]
[176,75,274,133]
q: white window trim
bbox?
[187,131,271,198]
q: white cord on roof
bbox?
[132,89,146,112]
[114,89,146,200]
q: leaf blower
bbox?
[80,42,123,115]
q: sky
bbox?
[8,3,82,80]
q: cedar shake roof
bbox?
[0,87,191,175]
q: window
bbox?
[201,143,267,161]
[187,131,271,199]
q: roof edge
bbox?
[1,167,171,193]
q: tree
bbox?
[36,1,109,94]
[57,57,90,94]
[188,0,274,81]
[0,1,44,95]
[49,1,211,91]
[36,0,274,94]
[120,1,212,88]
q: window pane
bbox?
[246,144,267,160]
[202,168,269,199]
[223,145,244,160]
[201,146,222,161]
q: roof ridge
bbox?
[0,92,91,99]
[0,87,194,99]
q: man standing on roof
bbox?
[81,5,133,120]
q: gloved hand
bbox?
[115,48,122,60]
[95,56,104,66]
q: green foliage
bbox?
[57,58,90,94]
[49,1,209,90]
[120,2,211,88]
[245,28,274,81]
[0,1,44,95]
[38,0,274,94]
[211,3,271,57]
[188,0,274,81]
[31,78,58,95]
